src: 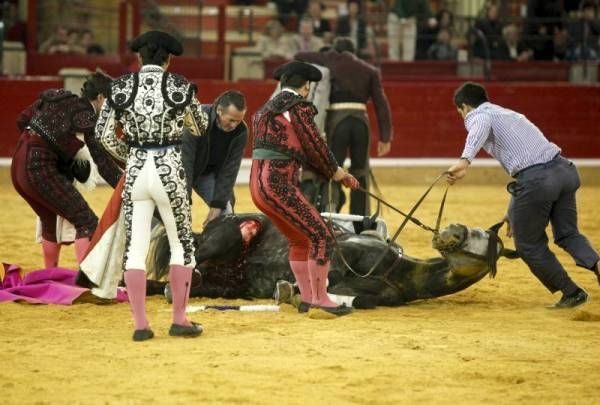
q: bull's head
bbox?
[432,223,519,278]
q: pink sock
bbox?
[42,239,61,268]
[169,265,193,327]
[289,260,312,303]
[124,269,149,331]
[74,238,91,264]
[308,259,338,307]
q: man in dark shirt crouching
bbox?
[182,90,248,226]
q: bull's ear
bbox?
[500,248,519,259]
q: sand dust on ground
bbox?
[1,167,599,404]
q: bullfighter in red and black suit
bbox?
[250,61,359,316]
[11,71,122,268]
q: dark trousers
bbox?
[11,131,98,242]
[508,156,599,295]
[329,116,370,216]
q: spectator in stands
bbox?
[274,0,309,29]
[66,29,86,54]
[387,0,436,61]
[335,0,375,60]
[256,19,292,59]
[417,8,453,60]
[525,0,565,60]
[39,25,70,54]
[80,29,106,55]
[566,0,600,60]
[495,24,532,61]
[290,17,324,54]
[427,29,457,60]
[306,0,333,44]
[3,2,27,44]
[472,3,504,60]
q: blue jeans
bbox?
[192,172,233,214]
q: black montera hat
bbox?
[130,30,183,56]
[273,61,322,82]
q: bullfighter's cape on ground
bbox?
[0,263,127,304]
[79,176,127,299]
[0,263,88,304]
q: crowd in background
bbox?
[255,0,600,64]
[38,26,105,55]
[2,0,600,63]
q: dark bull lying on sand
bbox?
[146,213,518,308]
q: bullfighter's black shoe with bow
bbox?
[312,304,353,316]
[547,288,589,309]
[297,301,311,313]
[133,328,154,342]
[169,321,203,337]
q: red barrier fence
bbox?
[1,79,599,159]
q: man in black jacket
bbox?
[182,90,248,226]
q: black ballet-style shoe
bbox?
[132,329,154,342]
[311,304,353,317]
[169,322,203,337]
[297,301,311,313]
[547,288,589,309]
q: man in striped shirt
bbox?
[446,82,599,309]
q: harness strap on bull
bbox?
[325,171,450,279]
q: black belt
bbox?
[512,153,561,178]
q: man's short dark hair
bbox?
[333,37,355,54]
[81,69,113,100]
[215,90,246,111]
[281,74,308,89]
[454,82,489,108]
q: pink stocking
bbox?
[169,265,193,327]
[42,239,61,268]
[74,237,91,264]
[308,259,338,307]
[124,269,149,330]
[289,261,312,303]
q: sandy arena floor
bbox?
[1,167,599,404]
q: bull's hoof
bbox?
[273,280,295,304]
[132,328,154,342]
[352,295,378,309]
[169,321,203,337]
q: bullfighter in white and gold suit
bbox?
[96,31,208,341]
